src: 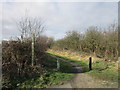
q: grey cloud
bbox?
[2,2,118,40]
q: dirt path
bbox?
[50,73,103,88]
[48,54,118,88]
[71,73,103,88]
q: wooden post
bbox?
[89,57,92,71]
[31,32,35,66]
[57,59,60,70]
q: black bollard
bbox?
[89,57,92,71]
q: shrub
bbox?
[2,36,52,88]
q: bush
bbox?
[2,36,52,88]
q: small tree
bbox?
[17,16,46,39]
[17,16,46,66]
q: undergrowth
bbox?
[18,72,73,88]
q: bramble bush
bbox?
[2,36,53,88]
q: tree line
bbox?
[52,24,118,61]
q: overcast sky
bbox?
[1,1,118,40]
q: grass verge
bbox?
[16,54,74,88]
[17,72,73,88]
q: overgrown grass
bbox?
[16,54,74,88]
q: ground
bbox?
[50,73,118,88]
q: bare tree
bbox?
[17,16,46,66]
[17,16,46,40]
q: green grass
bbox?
[42,54,74,73]
[47,52,89,72]
[87,60,118,82]
[18,72,73,88]
[16,54,74,88]
[47,51,118,82]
